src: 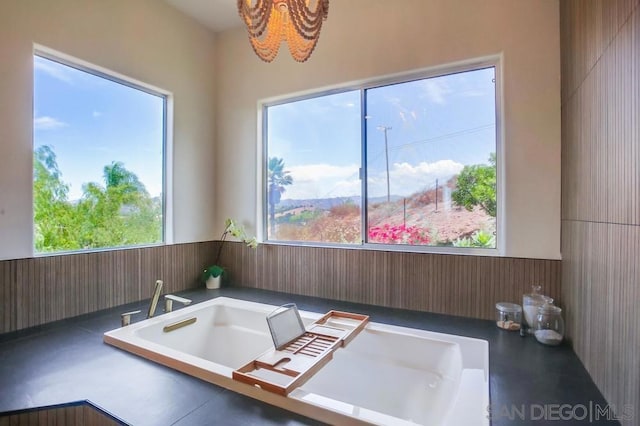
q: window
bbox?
[264,61,499,251]
[33,52,167,254]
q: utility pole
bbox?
[377,125,392,202]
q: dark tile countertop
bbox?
[0,287,619,426]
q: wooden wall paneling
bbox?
[0,259,16,333]
[163,244,187,294]
[174,242,207,291]
[94,249,137,311]
[605,225,620,401]
[308,247,330,300]
[635,8,640,225]
[0,242,216,334]
[158,244,181,294]
[625,225,640,410]
[82,404,120,425]
[229,242,560,321]
[560,89,572,219]
[15,258,34,330]
[629,7,639,224]
[0,404,119,425]
[560,0,638,102]
[561,1,640,422]
[1,238,560,334]
[139,245,165,300]
[242,242,258,288]
[391,251,423,311]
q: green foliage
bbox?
[451,153,497,217]
[33,146,80,251]
[201,265,225,280]
[452,230,496,248]
[203,218,258,282]
[267,157,293,235]
[277,209,322,224]
[33,145,162,253]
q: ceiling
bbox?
[164,0,242,33]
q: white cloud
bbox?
[419,79,452,104]
[92,111,102,118]
[34,116,68,130]
[280,160,463,200]
[459,89,488,98]
[289,164,357,182]
[283,164,360,200]
[34,59,73,83]
[368,159,464,198]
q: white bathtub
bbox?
[104,297,489,426]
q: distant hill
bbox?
[273,174,495,246]
[278,195,404,212]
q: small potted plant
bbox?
[202,218,257,289]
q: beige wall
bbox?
[0,0,218,260]
[561,0,640,422]
[215,0,561,259]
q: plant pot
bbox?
[205,275,221,290]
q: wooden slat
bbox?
[561,1,640,423]
[229,242,560,321]
[0,258,15,333]
[0,242,216,334]
[0,404,118,426]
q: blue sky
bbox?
[33,55,164,200]
[267,67,496,200]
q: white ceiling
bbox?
[164,0,242,33]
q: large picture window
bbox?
[33,52,166,254]
[265,62,499,251]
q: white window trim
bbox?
[257,54,504,257]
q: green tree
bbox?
[33,146,80,251]
[33,146,162,252]
[452,153,497,217]
[76,162,161,248]
[268,157,293,236]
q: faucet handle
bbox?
[164,294,192,313]
[121,310,141,327]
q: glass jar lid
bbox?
[496,302,522,313]
[524,285,554,304]
[538,302,562,314]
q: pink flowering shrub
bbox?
[368,224,430,245]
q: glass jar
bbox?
[523,285,553,328]
[495,302,522,331]
[534,302,564,345]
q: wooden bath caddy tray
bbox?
[233,310,369,396]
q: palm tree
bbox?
[268,157,293,237]
[104,162,146,195]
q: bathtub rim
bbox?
[103,296,489,426]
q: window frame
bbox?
[258,55,504,256]
[32,45,173,256]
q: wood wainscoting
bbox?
[0,401,123,426]
[0,242,216,334]
[1,240,560,333]
[220,242,561,321]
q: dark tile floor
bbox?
[0,287,620,425]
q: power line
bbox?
[388,124,494,152]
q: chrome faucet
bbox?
[147,280,164,318]
[164,294,192,313]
